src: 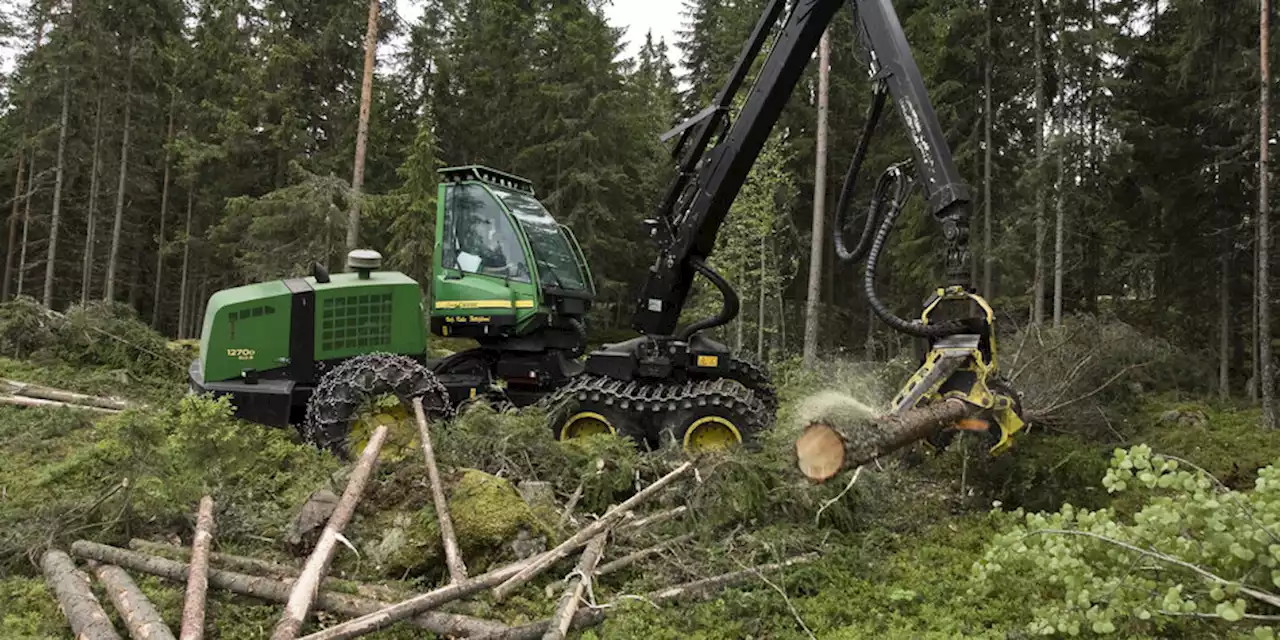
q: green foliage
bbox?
[0,296,59,360]
[215,164,353,281]
[54,300,186,381]
[0,393,338,574]
[974,445,1280,637]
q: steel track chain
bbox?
[542,370,773,444]
[304,352,453,455]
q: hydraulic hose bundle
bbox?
[832,84,970,340]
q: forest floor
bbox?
[0,301,1277,639]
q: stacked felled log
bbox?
[45,401,818,639]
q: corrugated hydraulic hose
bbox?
[862,165,969,339]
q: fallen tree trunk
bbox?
[413,396,467,583]
[129,539,297,580]
[272,425,389,640]
[294,555,537,640]
[492,461,693,602]
[42,549,121,640]
[478,553,821,640]
[616,506,687,534]
[543,531,608,640]
[595,533,695,578]
[127,538,406,602]
[180,496,215,640]
[91,563,175,640]
[1,378,130,410]
[795,398,975,482]
[69,541,507,638]
[0,394,120,413]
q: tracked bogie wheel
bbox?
[304,353,453,459]
[545,374,771,455]
[660,378,769,455]
[546,379,649,448]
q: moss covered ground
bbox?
[1,308,1278,638]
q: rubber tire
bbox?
[661,403,763,455]
[549,394,649,448]
[303,353,453,459]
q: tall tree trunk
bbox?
[1033,0,1046,326]
[1222,252,1232,400]
[982,0,994,297]
[152,103,176,329]
[4,147,24,302]
[757,234,766,362]
[803,31,831,365]
[1260,0,1274,426]
[4,14,48,302]
[82,96,104,305]
[105,48,135,303]
[346,0,381,252]
[178,190,194,340]
[17,157,36,298]
[1051,0,1066,328]
[43,78,72,309]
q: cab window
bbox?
[441,183,531,282]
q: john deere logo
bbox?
[227,348,256,361]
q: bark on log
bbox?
[294,556,536,640]
[127,539,406,602]
[413,396,467,583]
[42,549,122,640]
[492,461,692,602]
[69,541,508,638]
[594,533,695,578]
[0,394,120,413]
[180,495,214,640]
[616,506,687,535]
[1,378,130,410]
[795,398,976,482]
[478,553,820,640]
[272,425,389,640]
[129,539,298,580]
[542,532,609,640]
[91,563,175,640]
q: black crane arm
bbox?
[631,0,973,339]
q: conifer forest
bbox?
[1,0,1280,638]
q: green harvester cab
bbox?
[189,166,596,437]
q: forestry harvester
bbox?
[190,0,1028,464]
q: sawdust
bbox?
[795,390,880,430]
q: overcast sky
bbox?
[395,0,685,66]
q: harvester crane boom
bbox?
[634,0,973,339]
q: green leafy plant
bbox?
[973,444,1280,637]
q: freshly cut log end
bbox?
[794,398,975,480]
[795,423,845,483]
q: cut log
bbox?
[616,506,687,534]
[91,563,175,640]
[478,553,821,640]
[542,531,609,640]
[595,533,695,577]
[413,396,467,583]
[180,495,215,640]
[41,549,121,640]
[795,398,976,482]
[0,394,120,413]
[129,539,298,580]
[69,541,508,638]
[127,539,406,602]
[293,555,536,640]
[272,425,389,640]
[492,461,693,602]
[1,378,130,410]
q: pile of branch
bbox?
[43,397,818,639]
[0,378,131,414]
